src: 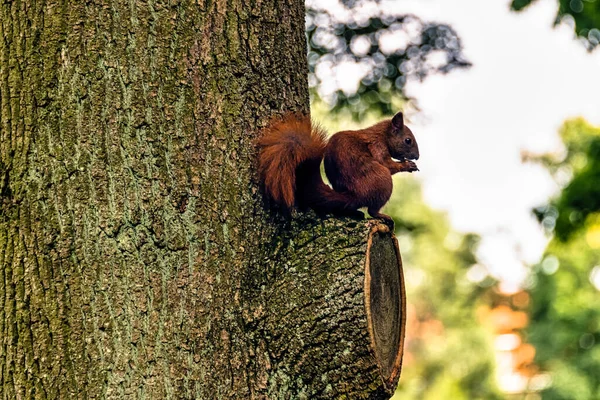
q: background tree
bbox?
[522,119,600,399]
[0,0,407,398]
[306,0,470,119]
[511,0,600,49]
[510,0,600,396]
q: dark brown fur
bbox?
[257,112,419,222]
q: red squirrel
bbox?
[257,111,419,225]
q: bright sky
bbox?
[392,0,600,291]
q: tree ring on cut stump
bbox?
[364,222,407,392]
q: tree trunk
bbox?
[0,0,404,398]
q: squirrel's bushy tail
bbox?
[257,113,355,213]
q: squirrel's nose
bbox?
[413,153,419,160]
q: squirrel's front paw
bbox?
[402,160,419,172]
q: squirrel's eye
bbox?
[404,137,412,145]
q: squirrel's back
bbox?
[256,113,327,210]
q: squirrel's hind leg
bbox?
[368,208,395,229]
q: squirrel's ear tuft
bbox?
[391,112,404,129]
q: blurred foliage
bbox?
[379,177,499,399]
[524,119,600,398]
[527,118,600,241]
[511,0,600,50]
[306,0,470,119]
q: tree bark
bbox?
[0,0,404,398]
